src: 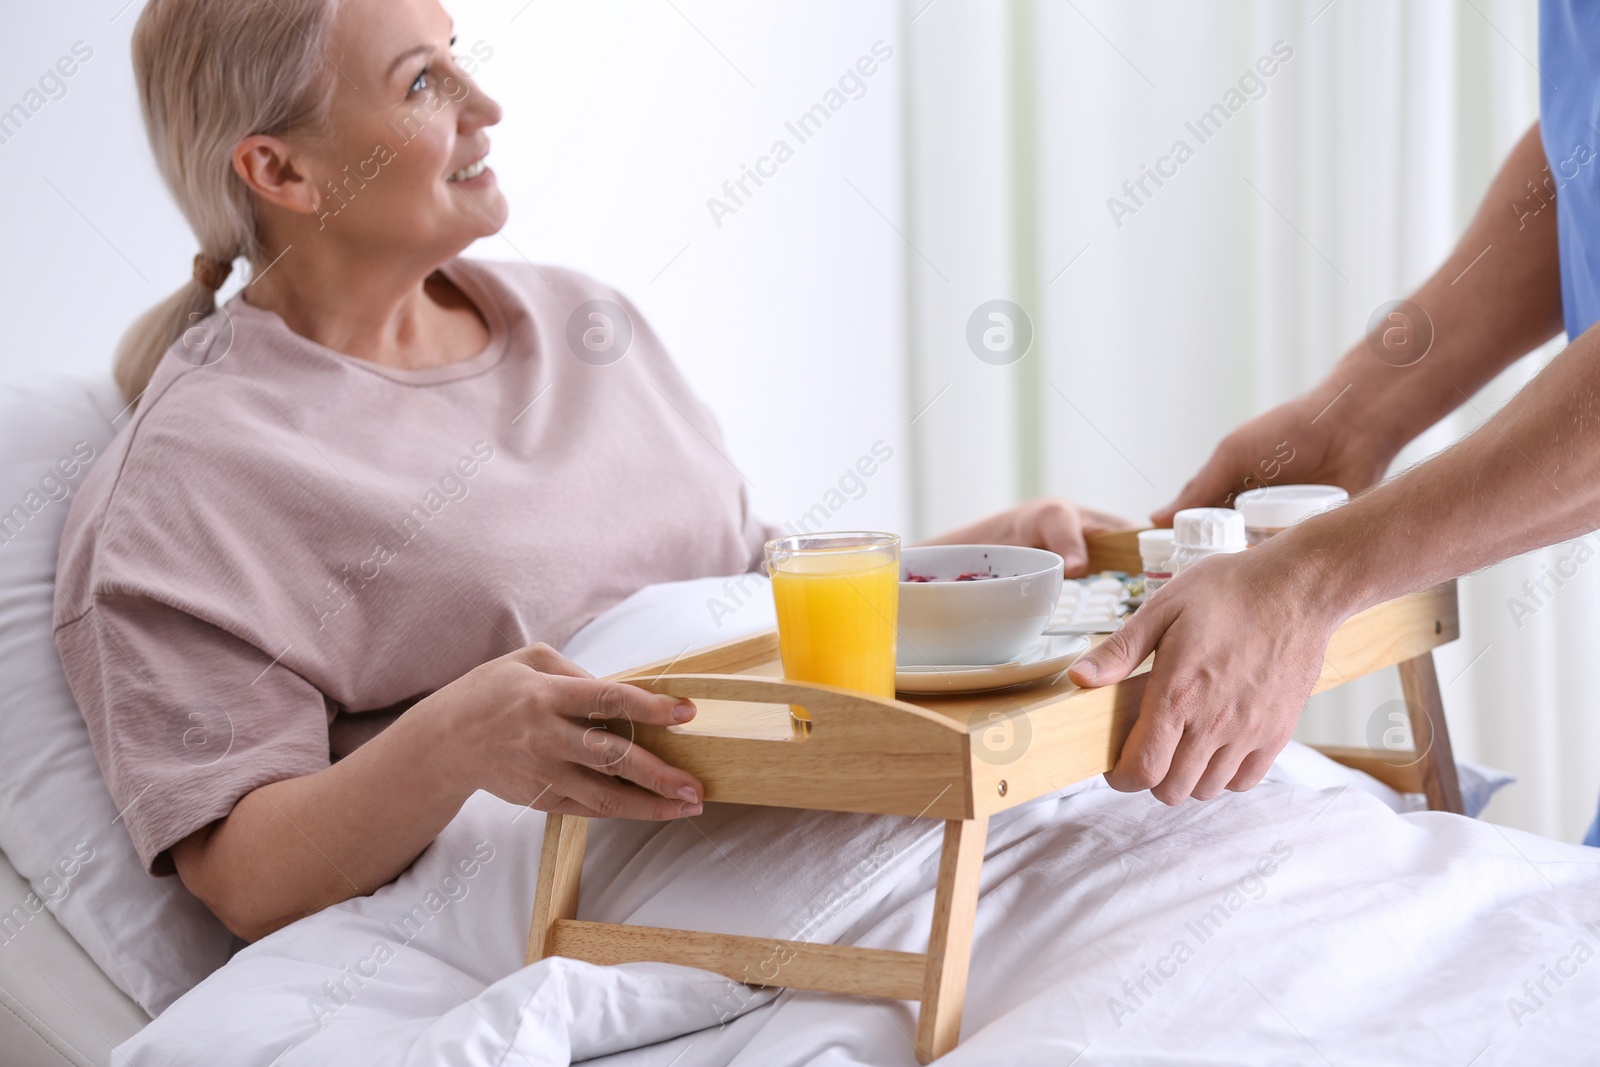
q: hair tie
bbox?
[192,253,233,292]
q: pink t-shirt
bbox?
[54,259,771,873]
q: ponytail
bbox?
[112,272,225,403]
[115,0,340,404]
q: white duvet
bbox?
[120,579,1600,1066]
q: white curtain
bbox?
[905,0,1598,840]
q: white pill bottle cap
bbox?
[1234,484,1349,529]
[1137,528,1175,566]
[1173,507,1246,549]
[1170,507,1246,574]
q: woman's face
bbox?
[301,0,505,263]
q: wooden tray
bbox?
[527,529,1462,1062]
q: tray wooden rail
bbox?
[526,528,1463,1062]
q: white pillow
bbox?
[561,572,776,677]
[0,373,237,1016]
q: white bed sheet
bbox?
[116,577,1600,1065]
[117,746,1600,1066]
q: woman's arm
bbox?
[1153,120,1563,523]
[171,644,703,942]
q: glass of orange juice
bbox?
[765,532,900,714]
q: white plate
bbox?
[894,634,1091,695]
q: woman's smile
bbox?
[446,152,492,186]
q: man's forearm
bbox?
[1279,316,1600,619]
[1307,122,1563,457]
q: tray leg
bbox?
[526,813,589,965]
[915,816,987,1064]
[1397,651,1465,815]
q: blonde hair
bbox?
[115,0,342,403]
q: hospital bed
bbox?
[0,852,147,1066]
[1,374,1588,1067]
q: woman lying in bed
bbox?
[53,0,1125,943]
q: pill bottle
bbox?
[1138,528,1175,595]
[1170,507,1247,576]
[1234,484,1349,546]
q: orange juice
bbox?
[766,533,900,705]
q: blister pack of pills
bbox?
[1046,572,1138,634]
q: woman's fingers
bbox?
[521,779,701,822]
[540,795,608,819]
[468,658,708,822]
[540,676,706,805]
[1030,500,1089,575]
[1081,506,1135,533]
[566,715,705,805]
[572,678,696,729]
[508,641,595,679]
[559,766,701,821]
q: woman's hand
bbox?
[1150,388,1397,527]
[1066,542,1344,803]
[920,497,1132,577]
[173,643,702,942]
[426,643,706,821]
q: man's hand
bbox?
[1062,120,1573,807]
[1066,546,1341,803]
[1154,123,1560,530]
[1150,389,1395,527]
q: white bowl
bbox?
[897,545,1065,666]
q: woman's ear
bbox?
[232,134,319,215]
